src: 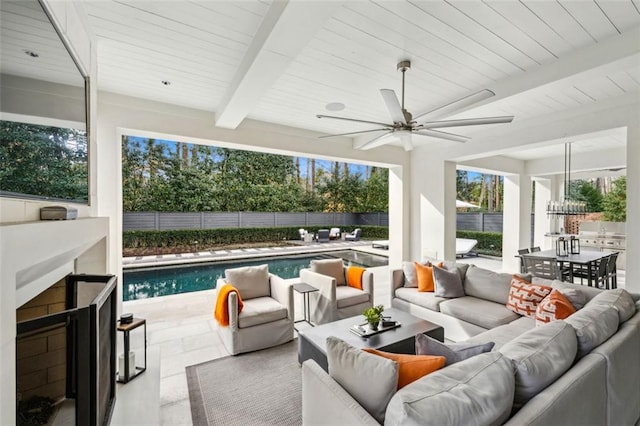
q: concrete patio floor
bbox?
[111,251,625,425]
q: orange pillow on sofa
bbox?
[506,275,552,318]
[535,289,576,326]
[414,262,443,292]
[363,348,446,389]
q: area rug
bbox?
[186,340,301,426]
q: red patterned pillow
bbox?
[535,289,577,326]
[506,276,552,318]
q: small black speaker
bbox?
[120,313,133,324]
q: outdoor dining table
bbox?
[521,249,611,287]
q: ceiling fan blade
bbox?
[318,128,391,138]
[419,116,514,129]
[413,129,469,143]
[316,114,392,127]
[357,131,396,150]
[414,89,496,121]
[380,89,406,125]
[398,131,413,151]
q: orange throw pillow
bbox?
[415,262,443,292]
[535,289,577,326]
[346,266,366,290]
[363,348,446,389]
[505,276,552,318]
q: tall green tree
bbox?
[602,176,626,221]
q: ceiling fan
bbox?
[317,61,514,151]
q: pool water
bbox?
[123,250,388,301]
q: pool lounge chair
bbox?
[456,238,478,258]
[329,227,341,239]
[344,228,361,241]
[372,240,389,249]
[316,229,330,243]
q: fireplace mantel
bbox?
[0,217,109,424]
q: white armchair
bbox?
[299,259,373,325]
[216,264,294,355]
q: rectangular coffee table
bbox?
[298,308,444,372]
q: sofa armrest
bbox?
[362,270,374,296]
[302,360,379,426]
[227,291,239,330]
[269,274,294,320]
[390,269,404,298]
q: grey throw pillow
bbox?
[415,333,495,366]
[433,266,464,298]
[326,337,398,423]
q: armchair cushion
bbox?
[336,286,370,308]
[238,296,288,328]
[346,266,365,290]
[225,264,270,300]
[310,259,345,286]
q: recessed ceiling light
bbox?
[325,102,345,112]
[24,50,39,58]
[161,80,171,86]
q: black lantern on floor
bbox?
[570,236,580,254]
[556,237,569,257]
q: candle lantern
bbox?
[570,236,580,254]
[556,237,569,257]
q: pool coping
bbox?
[122,240,383,269]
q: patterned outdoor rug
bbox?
[186,340,301,426]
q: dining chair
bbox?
[572,257,609,288]
[522,256,563,280]
[517,248,530,273]
[530,246,541,252]
[606,253,619,289]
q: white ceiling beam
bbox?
[525,147,626,177]
[449,27,640,117]
[442,92,639,161]
[215,0,344,129]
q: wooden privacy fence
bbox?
[123,211,533,233]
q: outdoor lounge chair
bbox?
[455,238,478,258]
[299,258,373,324]
[344,228,361,241]
[215,264,294,355]
[329,227,341,239]
[316,229,330,243]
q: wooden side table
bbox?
[117,317,147,383]
[293,283,318,330]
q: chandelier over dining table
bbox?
[546,142,587,218]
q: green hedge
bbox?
[456,230,502,256]
[123,225,389,249]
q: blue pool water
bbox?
[123,250,388,301]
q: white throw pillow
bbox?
[326,337,398,423]
[224,264,270,300]
[310,259,345,285]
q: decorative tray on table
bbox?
[349,320,401,337]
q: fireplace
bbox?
[16,274,117,426]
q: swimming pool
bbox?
[122,250,388,301]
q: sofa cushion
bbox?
[310,259,345,285]
[394,288,445,312]
[225,264,270,300]
[440,296,520,329]
[336,286,369,308]
[506,277,552,318]
[423,257,470,281]
[557,287,587,310]
[464,316,535,350]
[499,321,577,411]
[550,279,602,302]
[415,333,494,366]
[326,337,398,424]
[362,349,446,389]
[565,304,619,359]
[415,262,439,292]
[433,265,465,298]
[587,289,636,323]
[384,352,515,426]
[535,289,576,326]
[464,265,523,305]
[402,261,426,288]
[237,296,287,328]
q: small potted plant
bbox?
[363,305,385,331]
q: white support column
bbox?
[625,123,639,292]
[503,174,532,273]
[388,166,409,269]
[534,178,551,249]
[410,152,456,261]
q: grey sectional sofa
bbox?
[301,262,640,425]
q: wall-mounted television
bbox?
[0,0,90,204]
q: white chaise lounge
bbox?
[456,238,478,258]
